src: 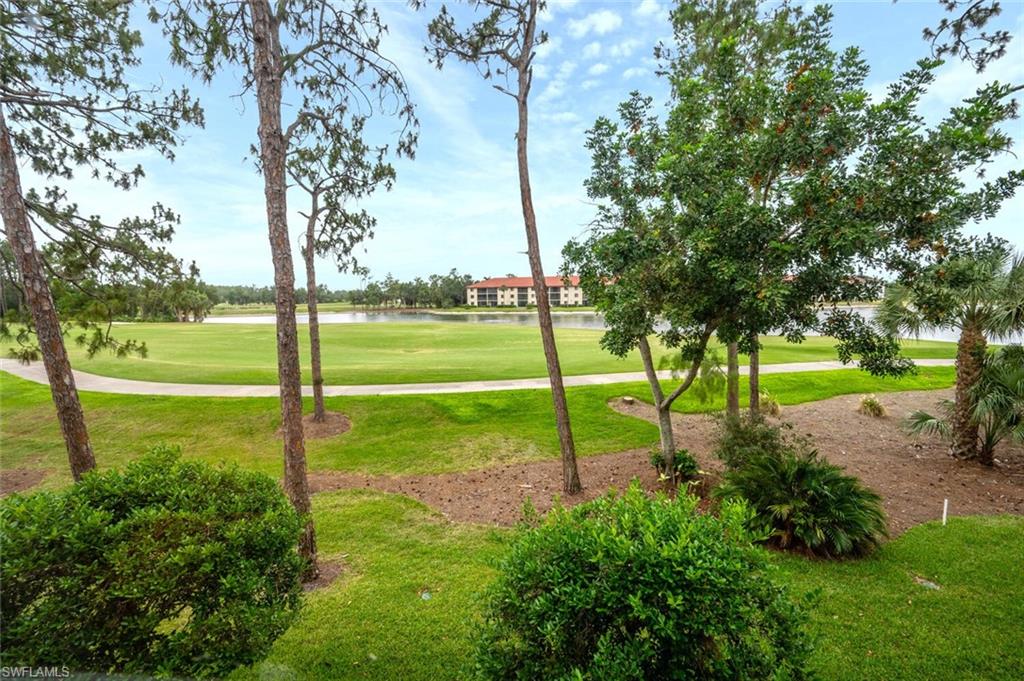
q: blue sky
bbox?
[40,1,1024,287]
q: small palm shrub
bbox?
[714,413,795,469]
[648,446,699,480]
[715,448,888,557]
[0,447,304,678]
[474,483,812,680]
[858,394,887,417]
[908,344,1024,464]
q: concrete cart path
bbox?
[0,358,957,398]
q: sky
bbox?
[30,0,1024,288]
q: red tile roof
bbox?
[468,275,581,289]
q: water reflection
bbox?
[205,307,1019,344]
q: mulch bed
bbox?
[0,468,49,496]
[309,388,1024,535]
[278,411,351,440]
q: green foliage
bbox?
[907,344,1024,460]
[0,0,205,357]
[858,394,887,418]
[649,446,699,480]
[474,483,812,680]
[713,413,795,469]
[716,447,888,558]
[0,447,304,677]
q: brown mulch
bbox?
[309,388,1024,535]
[303,558,345,592]
[0,468,48,496]
[278,411,351,440]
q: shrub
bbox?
[715,448,888,557]
[474,483,812,680]
[0,447,304,678]
[713,413,795,470]
[760,391,782,416]
[648,446,699,480]
[858,394,887,417]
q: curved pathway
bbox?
[0,358,956,397]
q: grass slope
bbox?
[58,322,957,385]
[233,490,1024,680]
[0,367,955,488]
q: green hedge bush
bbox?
[0,447,304,678]
[648,447,699,480]
[473,483,812,680]
[715,448,888,557]
[713,414,795,469]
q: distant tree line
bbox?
[209,269,476,309]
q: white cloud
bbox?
[535,35,562,59]
[581,79,600,91]
[536,61,578,104]
[609,38,643,59]
[588,63,610,76]
[567,10,623,39]
[539,0,581,23]
[582,41,602,59]
[622,66,647,79]
[634,0,664,17]
[533,62,550,80]
[540,111,581,124]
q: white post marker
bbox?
[942,498,949,526]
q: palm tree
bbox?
[907,344,1024,465]
[877,249,1024,461]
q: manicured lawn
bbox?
[232,490,1024,680]
[58,322,957,385]
[209,301,358,316]
[0,366,955,488]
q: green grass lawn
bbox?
[231,490,1023,680]
[58,322,957,385]
[0,366,955,488]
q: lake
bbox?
[203,306,1018,344]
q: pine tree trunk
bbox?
[515,7,581,495]
[304,204,326,422]
[748,335,760,417]
[638,336,675,468]
[726,341,740,419]
[0,106,96,481]
[951,322,985,461]
[249,0,317,580]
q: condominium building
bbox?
[465,275,586,307]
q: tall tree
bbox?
[155,0,416,579]
[425,0,582,494]
[877,246,1024,461]
[1,0,201,480]
[289,104,403,422]
[569,3,1021,468]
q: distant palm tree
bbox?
[877,249,1024,462]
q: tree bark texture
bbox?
[952,321,985,462]
[748,335,760,417]
[249,0,318,579]
[514,2,581,495]
[638,336,676,468]
[303,198,326,422]
[726,341,740,419]
[0,106,96,481]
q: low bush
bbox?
[760,391,782,416]
[0,446,304,678]
[713,413,795,469]
[858,394,887,417]
[473,483,812,680]
[715,448,888,557]
[648,446,699,480]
